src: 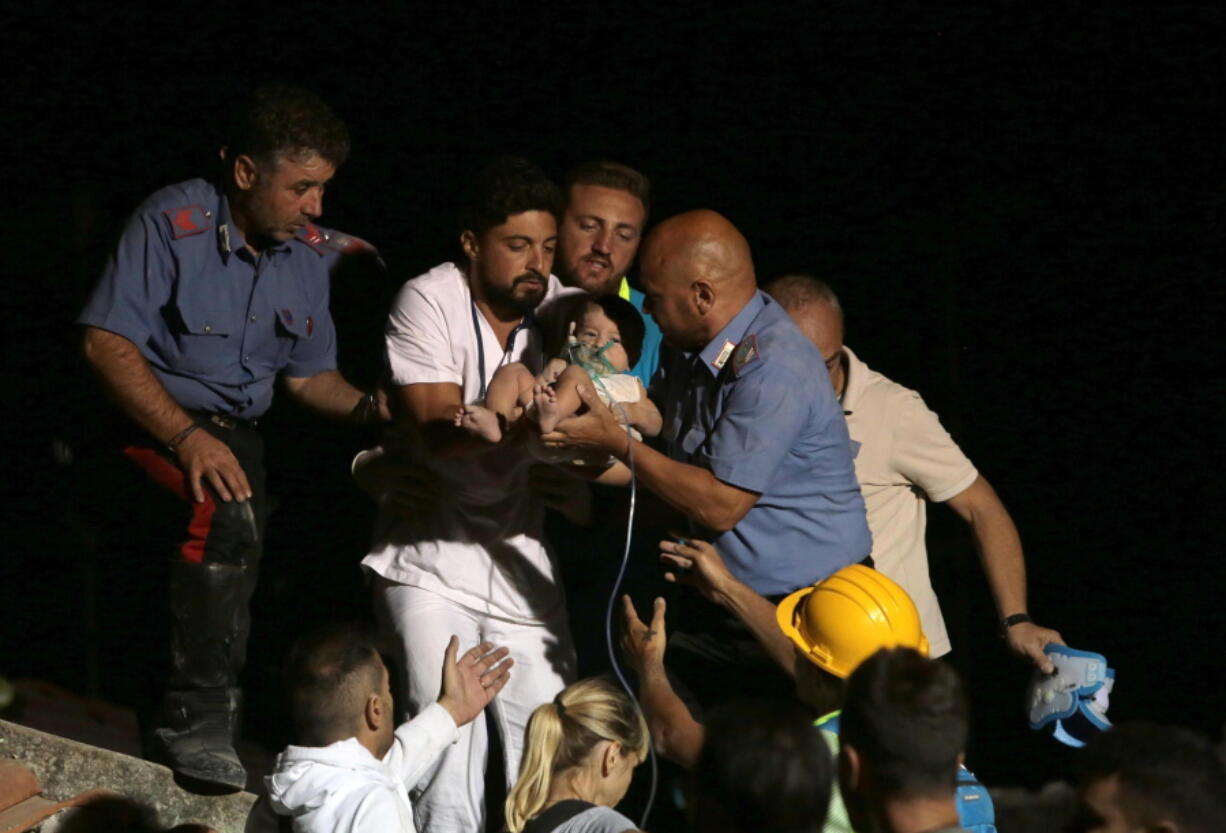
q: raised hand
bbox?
[437,637,513,727]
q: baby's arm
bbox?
[536,357,569,386]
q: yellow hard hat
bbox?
[776,564,929,678]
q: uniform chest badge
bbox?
[281,308,294,325]
[711,340,736,370]
[731,335,760,377]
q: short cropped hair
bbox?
[763,274,843,321]
[694,698,832,833]
[459,156,563,238]
[223,84,350,172]
[839,648,968,800]
[283,622,383,747]
[1076,722,1226,833]
[564,160,652,218]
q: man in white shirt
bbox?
[267,623,512,833]
[360,157,577,832]
[763,274,1063,669]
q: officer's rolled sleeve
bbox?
[386,283,462,386]
[706,364,814,495]
[77,212,174,347]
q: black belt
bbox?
[191,411,259,431]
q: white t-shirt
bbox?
[361,262,572,622]
[841,346,978,657]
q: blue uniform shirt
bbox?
[78,178,338,419]
[625,283,664,387]
[655,291,871,595]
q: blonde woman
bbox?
[506,678,650,833]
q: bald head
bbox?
[764,274,847,396]
[639,210,758,351]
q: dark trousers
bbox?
[122,415,266,719]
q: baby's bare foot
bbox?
[457,405,502,442]
[534,384,560,433]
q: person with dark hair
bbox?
[505,678,650,833]
[838,648,971,833]
[692,698,832,833]
[455,293,660,444]
[1071,722,1226,833]
[267,624,512,833]
[555,161,662,386]
[762,274,1063,670]
[77,84,386,789]
[359,156,578,833]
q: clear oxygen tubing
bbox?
[586,370,657,829]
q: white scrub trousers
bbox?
[374,578,576,833]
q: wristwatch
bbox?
[1001,612,1032,637]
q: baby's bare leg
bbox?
[536,365,591,433]
[485,363,538,424]
[454,363,537,443]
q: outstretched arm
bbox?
[945,475,1064,672]
[383,637,512,786]
[82,326,250,503]
[282,370,389,423]
[659,537,797,677]
[620,596,705,769]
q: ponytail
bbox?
[506,700,567,832]
[506,679,648,832]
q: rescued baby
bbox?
[455,294,661,443]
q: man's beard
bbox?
[483,272,547,316]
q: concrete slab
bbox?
[0,720,255,833]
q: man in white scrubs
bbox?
[361,157,576,833]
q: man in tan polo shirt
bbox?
[764,274,1063,670]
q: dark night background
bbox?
[3,0,1223,804]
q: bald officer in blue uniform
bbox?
[543,209,870,707]
[78,85,385,789]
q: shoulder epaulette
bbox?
[295,223,381,258]
[731,334,762,377]
[162,205,211,240]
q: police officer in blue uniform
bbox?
[542,209,871,708]
[78,85,385,789]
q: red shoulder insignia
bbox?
[324,232,378,256]
[162,205,211,239]
[295,223,329,255]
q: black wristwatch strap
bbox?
[1001,612,1032,635]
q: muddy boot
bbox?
[150,558,258,790]
[152,687,246,789]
